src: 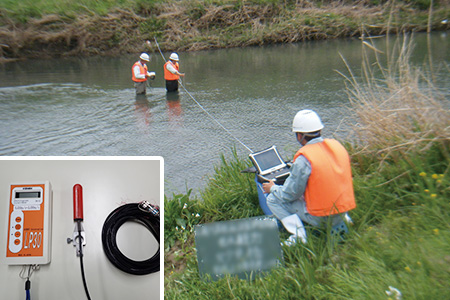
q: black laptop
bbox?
[249,145,291,184]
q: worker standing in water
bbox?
[164,53,185,92]
[132,53,156,95]
[262,109,356,245]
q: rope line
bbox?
[153,38,253,153]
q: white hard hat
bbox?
[140,53,150,62]
[292,109,324,133]
[169,53,179,61]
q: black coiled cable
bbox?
[101,202,160,275]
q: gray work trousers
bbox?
[134,81,147,95]
[267,195,347,228]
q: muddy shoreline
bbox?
[1,2,449,62]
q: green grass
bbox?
[0,0,163,22]
[165,142,449,299]
[0,0,445,24]
[164,149,260,251]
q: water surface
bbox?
[1,32,449,194]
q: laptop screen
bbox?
[249,146,287,175]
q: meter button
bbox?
[9,210,24,253]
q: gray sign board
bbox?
[194,216,284,281]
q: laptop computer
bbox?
[249,145,291,184]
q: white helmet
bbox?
[169,53,179,61]
[140,53,150,62]
[292,109,324,133]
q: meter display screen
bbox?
[16,192,41,198]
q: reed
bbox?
[338,33,450,168]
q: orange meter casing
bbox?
[5,182,52,265]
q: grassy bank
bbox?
[163,35,450,298]
[0,0,449,60]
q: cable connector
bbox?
[138,201,160,216]
[25,279,31,291]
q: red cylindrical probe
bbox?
[73,184,84,221]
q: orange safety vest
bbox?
[132,61,148,82]
[164,61,180,81]
[293,139,356,216]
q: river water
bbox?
[1,33,449,194]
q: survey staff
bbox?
[164,53,184,92]
[262,109,356,245]
[132,53,156,95]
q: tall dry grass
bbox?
[339,34,450,167]
[160,1,392,51]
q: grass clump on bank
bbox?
[0,0,449,60]
[164,35,450,299]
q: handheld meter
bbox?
[5,182,52,265]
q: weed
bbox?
[139,17,165,36]
[164,190,204,250]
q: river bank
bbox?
[1,0,449,62]
[163,32,450,299]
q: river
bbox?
[1,32,449,194]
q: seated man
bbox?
[263,109,356,245]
